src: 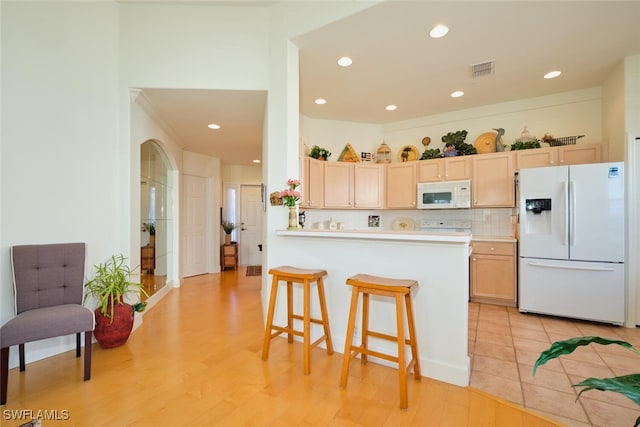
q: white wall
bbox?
[300,115,383,162]
[222,165,262,185]
[603,62,626,162]
[119,3,269,91]
[1,2,121,364]
[382,87,604,158]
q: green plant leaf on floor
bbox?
[533,336,635,375]
[574,374,640,406]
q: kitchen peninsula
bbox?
[269,229,471,387]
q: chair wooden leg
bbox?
[361,291,369,365]
[286,281,294,343]
[18,344,25,372]
[261,275,280,361]
[316,277,333,354]
[405,293,421,379]
[1,347,8,405]
[76,332,81,358]
[340,286,360,388]
[396,293,408,410]
[84,331,92,381]
[303,280,311,375]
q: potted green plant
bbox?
[441,130,477,156]
[534,336,640,426]
[84,254,148,348]
[309,145,331,160]
[510,139,541,150]
[221,220,235,244]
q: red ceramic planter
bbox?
[93,302,134,348]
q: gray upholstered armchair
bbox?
[0,242,95,405]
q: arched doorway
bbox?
[140,140,174,298]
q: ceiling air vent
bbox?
[470,60,495,78]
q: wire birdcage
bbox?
[546,135,585,147]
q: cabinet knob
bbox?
[490,247,495,251]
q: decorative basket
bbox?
[545,135,585,147]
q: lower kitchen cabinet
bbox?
[470,240,517,307]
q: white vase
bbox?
[287,206,299,230]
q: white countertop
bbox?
[277,229,471,244]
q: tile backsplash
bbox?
[301,208,517,238]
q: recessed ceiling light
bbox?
[252,159,261,164]
[315,98,327,105]
[337,56,353,67]
[207,123,220,129]
[544,70,562,79]
[450,91,464,98]
[386,105,397,111]
[429,24,449,39]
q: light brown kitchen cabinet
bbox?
[301,157,324,208]
[324,162,385,209]
[323,162,353,208]
[386,162,417,208]
[470,240,516,307]
[515,147,556,170]
[418,159,443,182]
[418,157,472,182]
[557,143,601,165]
[472,152,515,207]
[354,163,385,208]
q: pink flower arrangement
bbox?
[280,179,301,207]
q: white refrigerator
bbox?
[518,162,625,324]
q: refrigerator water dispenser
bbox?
[523,198,552,235]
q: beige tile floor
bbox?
[469,302,640,427]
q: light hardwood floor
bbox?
[2,270,561,426]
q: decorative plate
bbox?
[391,217,415,231]
[474,132,503,154]
[397,145,419,162]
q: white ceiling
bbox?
[140,1,640,165]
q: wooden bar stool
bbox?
[340,274,421,409]
[262,266,334,374]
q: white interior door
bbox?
[183,175,207,277]
[239,185,262,266]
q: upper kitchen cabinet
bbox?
[354,163,385,208]
[301,157,324,209]
[387,162,417,209]
[472,152,515,207]
[557,143,601,165]
[515,146,556,170]
[418,157,472,182]
[516,143,603,170]
[323,162,385,209]
[323,162,354,208]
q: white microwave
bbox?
[417,180,472,209]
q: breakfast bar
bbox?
[265,229,471,387]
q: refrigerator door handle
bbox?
[526,261,615,272]
[563,180,569,246]
[570,180,576,247]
